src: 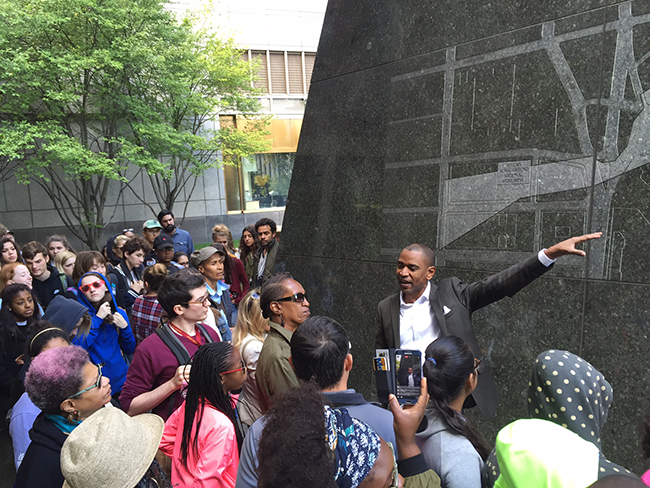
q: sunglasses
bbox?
[68,363,104,399]
[80,280,104,293]
[275,292,308,303]
[221,359,247,375]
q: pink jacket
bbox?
[159,402,239,488]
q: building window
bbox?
[248,50,316,95]
[223,117,303,213]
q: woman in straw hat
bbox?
[60,407,171,488]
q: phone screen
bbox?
[394,349,422,404]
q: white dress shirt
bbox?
[399,281,440,357]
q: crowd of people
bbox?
[0,216,648,488]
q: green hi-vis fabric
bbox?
[494,418,599,488]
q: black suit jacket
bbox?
[375,254,552,419]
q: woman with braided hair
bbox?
[416,335,491,488]
[159,341,247,488]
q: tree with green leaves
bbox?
[0,0,269,249]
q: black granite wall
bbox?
[277,0,650,474]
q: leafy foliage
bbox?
[0,0,269,248]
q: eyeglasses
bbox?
[387,441,399,488]
[275,292,308,303]
[80,280,104,293]
[68,363,104,399]
[122,228,134,233]
[221,359,247,375]
[183,295,210,307]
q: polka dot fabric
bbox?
[527,349,612,450]
[482,350,637,487]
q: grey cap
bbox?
[190,245,225,268]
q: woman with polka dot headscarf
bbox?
[483,349,638,487]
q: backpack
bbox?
[155,322,214,416]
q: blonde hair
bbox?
[113,235,129,248]
[232,289,268,349]
[54,250,76,275]
[211,224,236,255]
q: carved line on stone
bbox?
[382,207,438,214]
[385,148,585,169]
[388,113,443,124]
[390,10,650,83]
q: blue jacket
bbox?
[74,272,136,394]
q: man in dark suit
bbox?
[375,232,601,419]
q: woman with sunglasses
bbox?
[73,272,135,403]
[15,345,112,488]
[159,342,246,488]
[416,336,491,488]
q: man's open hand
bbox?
[544,232,602,260]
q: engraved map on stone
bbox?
[383,2,650,282]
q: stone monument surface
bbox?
[278,0,650,473]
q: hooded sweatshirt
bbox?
[494,418,599,488]
[483,350,637,487]
[415,407,484,488]
[42,295,88,336]
[74,272,135,394]
[14,413,67,488]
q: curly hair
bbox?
[25,345,89,414]
[258,384,335,488]
[211,224,236,255]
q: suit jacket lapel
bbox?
[391,293,400,348]
[429,283,448,336]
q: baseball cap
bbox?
[153,234,174,250]
[142,219,163,230]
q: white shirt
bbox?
[398,250,556,357]
[399,281,440,357]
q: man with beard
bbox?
[375,231,602,419]
[157,209,195,256]
[252,218,279,287]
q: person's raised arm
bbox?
[126,365,190,416]
[544,232,602,260]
